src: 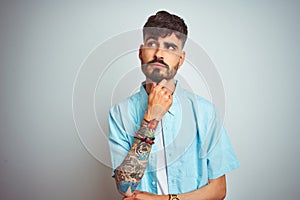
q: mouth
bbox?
[149,62,168,69]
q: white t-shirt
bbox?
[156,121,169,195]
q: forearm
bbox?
[114,118,158,197]
[127,175,227,200]
[178,175,226,200]
[114,80,173,197]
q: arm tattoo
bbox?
[114,119,158,195]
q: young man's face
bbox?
[139,32,185,83]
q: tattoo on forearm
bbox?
[114,119,158,195]
[135,141,150,160]
[114,140,151,194]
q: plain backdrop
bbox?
[0,1,299,199]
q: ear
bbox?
[178,51,186,67]
[138,44,143,60]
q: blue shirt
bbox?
[109,81,240,194]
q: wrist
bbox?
[134,118,158,145]
[160,195,169,200]
[143,112,159,122]
[144,109,163,121]
[143,118,159,130]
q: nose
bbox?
[154,47,164,60]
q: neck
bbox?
[145,78,176,94]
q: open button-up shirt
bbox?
[109,81,240,194]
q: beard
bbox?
[141,58,179,83]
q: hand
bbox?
[122,190,167,200]
[144,79,173,121]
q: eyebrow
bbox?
[145,36,158,42]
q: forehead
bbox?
[144,33,183,49]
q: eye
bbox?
[146,41,157,47]
[166,44,176,50]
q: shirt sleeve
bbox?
[205,107,240,180]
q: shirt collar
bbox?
[139,80,183,116]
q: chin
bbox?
[149,77,164,83]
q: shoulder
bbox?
[108,91,144,135]
[109,91,140,114]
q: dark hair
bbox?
[143,11,188,47]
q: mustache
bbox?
[147,58,169,69]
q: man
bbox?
[109,11,239,200]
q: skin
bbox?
[114,33,227,199]
[140,33,185,94]
[114,80,172,197]
[123,176,226,200]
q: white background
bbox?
[0,1,299,199]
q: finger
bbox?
[166,87,173,95]
[152,83,166,94]
[158,79,172,92]
[158,79,167,87]
[154,83,163,91]
[160,87,168,95]
[149,82,157,94]
[161,87,173,96]
[123,195,135,200]
[163,93,171,100]
[150,82,157,90]
[159,85,173,96]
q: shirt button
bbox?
[152,181,156,185]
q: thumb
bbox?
[150,82,157,91]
